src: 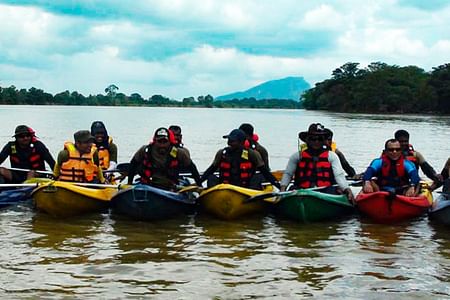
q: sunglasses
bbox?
[16,134,31,138]
[308,136,324,142]
[387,147,401,152]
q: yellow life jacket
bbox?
[59,142,99,182]
[91,136,113,170]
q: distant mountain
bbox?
[216,76,310,101]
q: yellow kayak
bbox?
[32,181,118,217]
[198,183,273,220]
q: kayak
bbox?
[0,178,51,209]
[355,186,433,223]
[112,184,197,221]
[429,193,450,226]
[0,186,35,209]
[198,183,273,220]
[32,181,118,217]
[273,188,354,223]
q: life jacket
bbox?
[91,136,113,170]
[59,142,99,182]
[140,145,179,184]
[379,154,408,187]
[9,142,44,170]
[219,148,254,187]
[244,134,259,150]
[294,149,334,188]
[403,144,418,167]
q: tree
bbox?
[105,84,119,97]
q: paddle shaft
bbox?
[6,167,53,175]
[0,183,38,188]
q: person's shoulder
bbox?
[177,147,190,157]
[33,140,48,150]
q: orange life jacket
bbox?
[295,149,334,188]
[9,142,44,170]
[91,136,113,170]
[140,145,179,184]
[379,154,408,187]
[219,148,254,187]
[59,142,99,182]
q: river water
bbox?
[0,105,449,298]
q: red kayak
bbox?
[356,191,432,223]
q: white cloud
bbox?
[298,4,344,30]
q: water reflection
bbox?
[111,214,194,263]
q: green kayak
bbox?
[274,189,355,223]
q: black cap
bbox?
[223,129,246,142]
[154,127,170,140]
[74,130,95,143]
[13,125,30,137]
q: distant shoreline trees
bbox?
[301,62,450,114]
[0,84,301,109]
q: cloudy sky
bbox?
[0,0,449,99]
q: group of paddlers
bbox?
[0,122,449,202]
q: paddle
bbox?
[177,185,204,194]
[0,183,39,188]
[6,167,53,176]
[245,181,363,204]
[244,191,292,203]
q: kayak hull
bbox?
[0,178,51,209]
[356,189,432,223]
[429,194,450,226]
[198,184,272,220]
[0,186,35,209]
[274,189,354,223]
[112,184,197,221]
[32,181,117,217]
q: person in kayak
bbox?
[394,129,443,185]
[437,157,450,193]
[54,130,105,183]
[362,138,420,196]
[200,129,279,189]
[238,123,270,169]
[169,125,184,149]
[280,123,354,202]
[168,124,201,183]
[127,127,201,189]
[0,125,55,183]
[90,121,118,174]
[323,128,358,178]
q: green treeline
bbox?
[0,85,300,109]
[301,62,450,114]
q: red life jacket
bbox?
[9,142,44,170]
[379,154,408,187]
[140,145,179,184]
[219,148,254,187]
[403,144,418,167]
[294,149,334,188]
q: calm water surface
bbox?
[0,106,449,298]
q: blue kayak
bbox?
[0,186,35,209]
[429,193,450,226]
[112,184,198,221]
